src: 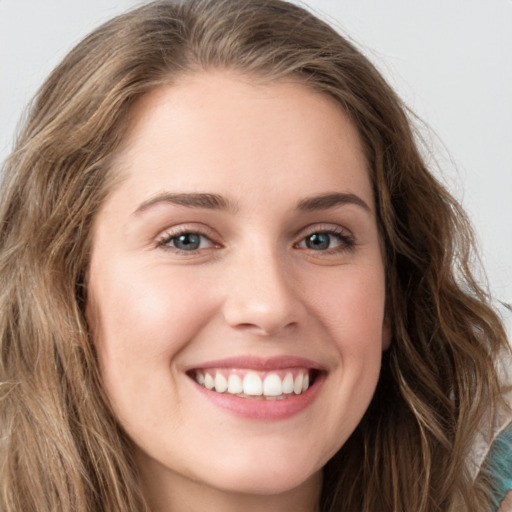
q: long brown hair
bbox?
[0,1,509,510]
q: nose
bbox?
[221,247,303,337]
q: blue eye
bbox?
[305,233,331,250]
[172,233,202,250]
[159,232,213,251]
[299,230,354,251]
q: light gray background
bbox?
[1,0,511,332]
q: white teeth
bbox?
[293,373,303,394]
[263,373,282,396]
[282,373,294,394]
[214,372,228,393]
[204,373,214,390]
[302,373,309,392]
[243,372,263,396]
[227,374,243,394]
[193,369,314,398]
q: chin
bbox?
[209,469,320,497]
[193,449,323,496]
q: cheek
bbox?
[305,263,386,406]
[308,266,385,447]
[87,264,217,405]
[91,263,213,355]
[87,264,221,439]
[309,264,387,346]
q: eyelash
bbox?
[295,226,356,254]
[155,225,356,255]
[156,227,218,254]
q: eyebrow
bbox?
[133,191,372,216]
[133,192,238,215]
[297,192,372,213]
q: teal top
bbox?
[484,424,512,511]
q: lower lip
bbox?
[191,374,325,420]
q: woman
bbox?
[0,1,510,511]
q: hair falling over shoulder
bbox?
[0,1,509,511]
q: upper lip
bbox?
[184,355,325,372]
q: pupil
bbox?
[174,233,200,250]
[307,233,330,250]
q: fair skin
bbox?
[499,492,512,512]
[87,71,390,512]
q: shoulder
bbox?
[498,491,512,512]
[471,372,512,512]
[476,376,512,512]
[486,423,512,511]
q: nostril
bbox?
[231,320,298,337]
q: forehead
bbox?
[109,71,373,209]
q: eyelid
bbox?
[155,223,221,251]
[293,223,356,252]
[153,222,356,256]
[295,222,354,240]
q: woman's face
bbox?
[87,72,389,503]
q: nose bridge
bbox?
[222,240,300,335]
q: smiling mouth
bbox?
[187,368,319,400]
